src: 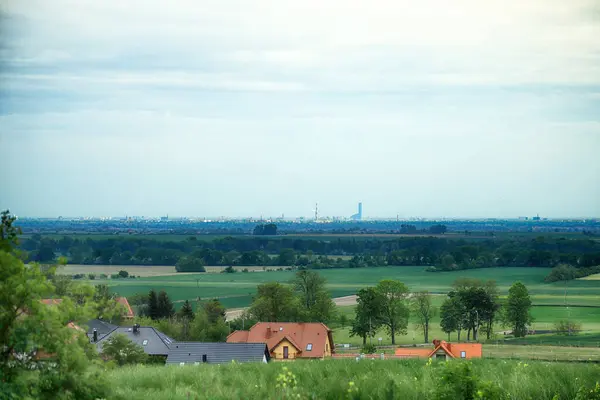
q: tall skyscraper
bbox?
[351,202,363,221]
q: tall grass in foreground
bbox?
[106,359,600,400]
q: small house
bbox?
[227,322,334,360]
[166,342,270,365]
[395,340,482,360]
[92,324,175,357]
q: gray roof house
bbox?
[93,324,175,356]
[85,319,118,342]
[166,342,270,365]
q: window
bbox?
[306,343,313,351]
[142,339,149,346]
[460,351,466,358]
[283,346,289,359]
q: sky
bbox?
[1,0,599,219]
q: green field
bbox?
[332,301,600,347]
[106,359,600,400]
[101,266,600,308]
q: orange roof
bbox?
[227,322,334,358]
[396,340,482,359]
[116,297,135,319]
[226,330,249,342]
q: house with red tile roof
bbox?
[395,340,482,360]
[227,322,334,360]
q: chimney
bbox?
[433,339,441,347]
[93,329,98,342]
[133,324,140,334]
[202,354,207,363]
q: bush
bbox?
[242,268,249,273]
[176,256,206,272]
[88,273,96,280]
[575,382,600,400]
[554,320,582,335]
[361,344,377,354]
[118,270,129,278]
[434,361,507,400]
[222,265,236,274]
[102,334,148,366]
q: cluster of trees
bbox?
[226,270,337,327]
[1,210,115,398]
[544,263,600,282]
[349,277,534,349]
[440,279,533,340]
[128,291,229,342]
[19,233,600,273]
[253,223,278,236]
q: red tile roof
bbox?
[227,322,334,358]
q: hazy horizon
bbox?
[1,0,599,218]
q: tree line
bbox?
[351,278,533,349]
[19,231,600,273]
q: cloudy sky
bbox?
[1,0,599,218]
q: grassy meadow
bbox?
[94,266,600,309]
[77,264,600,353]
[106,359,600,400]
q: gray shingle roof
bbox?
[94,326,175,356]
[166,342,270,365]
[86,319,118,335]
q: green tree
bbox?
[176,256,206,272]
[203,299,226,324]
[376,280,410,345]
[101,333,147,365]
[293,270,325,309]
[249,282,300,322]
[148,289,159,320]
[411,291,437,343]
[350,287,384,346]
[440,294,465,341]
[292,270,336,323]
[503,282,533,337]
[93,284,124,323]
[178,300,195,321]
[278,248,297,266]
[157,290,175,319]
[0,229,110,398]
[0,209,20,252]
[451,279,499,341]
[118,270,129,278]
[544,264,577,282]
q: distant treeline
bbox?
[19,233,600,272]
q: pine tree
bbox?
[148,289,159,320]
[157,290,175,319]
[179,300,195,321]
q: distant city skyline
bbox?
[1,0,599,218]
